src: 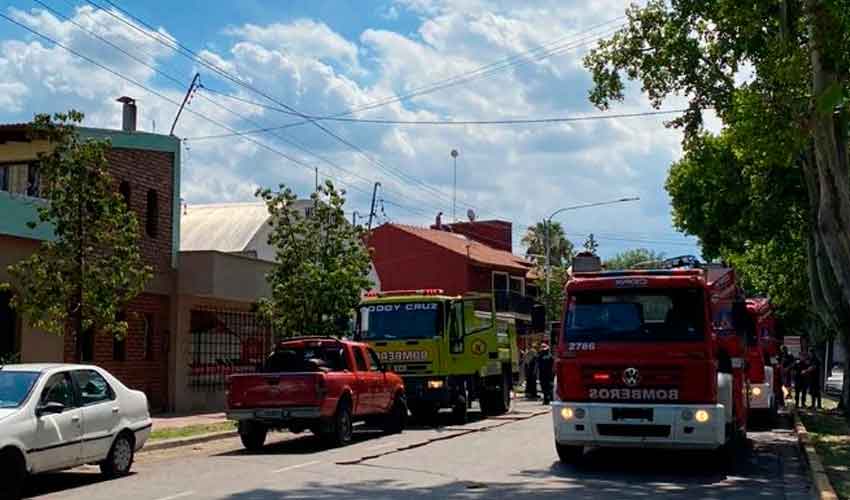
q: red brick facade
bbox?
[63,146,175,410]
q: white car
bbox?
[0,364,152,499]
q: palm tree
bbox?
[522,221,574,267]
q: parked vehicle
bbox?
[552,254,751,464]
[0,364,152,500]
[746,298,781,420]
[226,337,406,450]
[357,289,522,424]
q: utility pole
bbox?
[170,73,200,136]
[314,167,319,191]
[451,149,459,222]
[367,182,381,231]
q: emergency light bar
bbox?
[363,289,445,297]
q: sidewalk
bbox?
[152,412,228,430]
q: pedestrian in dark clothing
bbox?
[808,351,823,409]
[524,346,538,399]
[780,347,795,396]
[794,353,810,408]
[537,343,555,405]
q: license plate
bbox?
[612,407,653,421]
[256,409,285,419]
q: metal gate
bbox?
[188,308,276,391]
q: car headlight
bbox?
[560,407,575,420]
[751,386,762,397]
[427,379,444,389]
[695,410,710,423]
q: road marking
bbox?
[366,441,398,451]
[154,491,194,500]
[273,460,320,473]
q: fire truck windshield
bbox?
[565,288,704,342]
[359,302,443,340]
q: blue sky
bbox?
[0,0,704,259]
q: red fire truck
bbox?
[552,255,750,462]
[745,298,781,419]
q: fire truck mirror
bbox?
[450,303,464,354]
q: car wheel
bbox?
[383,394,408,434]
[239,421,268,452]
[555,443,583,464]
[100,432,135,478]
[324,403,353,447]
[0,448,26,500]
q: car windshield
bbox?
[359,302,442,340]
[565,288,704,342]
[264,344,347,373]
[0,371,41,408]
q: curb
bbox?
[140,430,238,453]
[793,411,839,500]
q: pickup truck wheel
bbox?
[239,421,268,452]
[324,404,353,447]
[100,432,135,478]
[555,443,583,464]
[0,448,26,500]
[383,395,408,434]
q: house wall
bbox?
[369,225,470,295]
[445,220,513,252]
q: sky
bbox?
[0,0,706,259]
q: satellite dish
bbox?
[467,209,476,222]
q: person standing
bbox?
[808,349,823,409]
[794,352,810,408]
[537,343,555,405]
[780,346,795,400]
[524,344,538,399]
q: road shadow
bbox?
[22,470,136,499]
[216,427,389,457]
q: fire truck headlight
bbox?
[751,386,762,397]
[560,407,575,421]
[695,410,710,423]
[681,409,693,421]
[427,379,444,389]
[574,408,586,419]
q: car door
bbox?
[367,348,392,412]
[351,347,374,415]
[29,371,83,473]
[72,369,120,462]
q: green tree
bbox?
[521,221,573,266]
[584,0,850,407]
[257,181,372,337]
[3,111,152,348]
[583,234,599,254]
[604,248,666,270]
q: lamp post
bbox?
[544,197,640,296]
[451,149,459,222]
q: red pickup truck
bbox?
[226,337,406,450]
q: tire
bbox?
[481,369,511,416]
[100,432,135,478]
[383,394,408,434]
[411,404,440,426]
[555,443,583,464]
[0,448,26,500]
[323,403,354,447]
[239,421,268,452]
[452,396,468,425]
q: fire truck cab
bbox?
[552,255,750,462]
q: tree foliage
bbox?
[3,111,152,341]
[604,248,666,271]
[257,181,372,337]
[521,221,573,266]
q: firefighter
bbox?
[537,343,555,405]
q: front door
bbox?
[352,348,374,414]
[367,348,391,412]
[72,369,120,462]
[29,372,83,473]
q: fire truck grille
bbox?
[582,366,682,386]
[597,424,671,438]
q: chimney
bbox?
[116,96,137,132]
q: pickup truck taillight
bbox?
[316,377,328,399]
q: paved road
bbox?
[26,403,811,500]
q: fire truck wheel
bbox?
[555,443,583,464]
[239,421,268,452]
[411,404,440,425]
[481,369,512,416]
[452,395,468,425]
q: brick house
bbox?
[0,102,179,410]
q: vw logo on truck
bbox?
[622,367,641,387]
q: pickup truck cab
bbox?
[226,337,406,450]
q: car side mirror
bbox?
[36,401,65,417]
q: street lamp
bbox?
[451,149,459,222]
[544,197,640,296]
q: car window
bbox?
[353,348,369,371]
[72,370,115,406]
[367,349,382,372]
[40,372,76,408]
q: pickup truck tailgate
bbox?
[228,373,324,408]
